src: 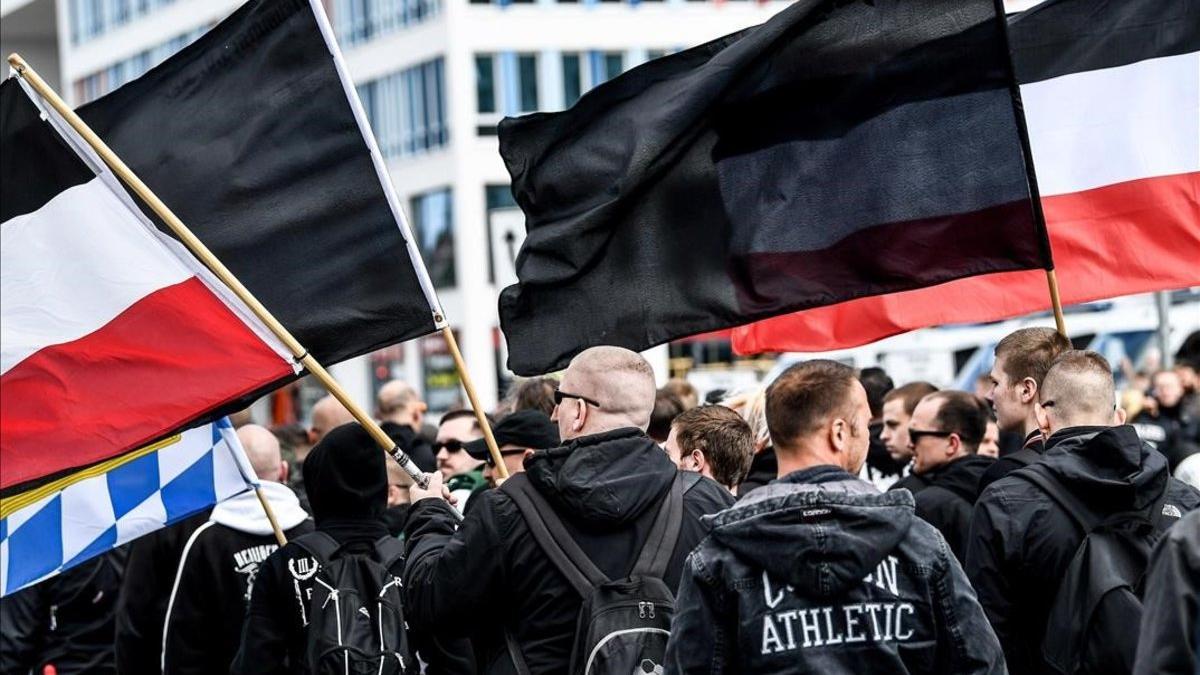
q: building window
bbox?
[562,53,582,107]
[69,0,181,44]
[410,188,455,289]
[72,26,207,104]
[333,0,441,47]
[476,55,496,114]
[475,52,539,132]
[358,58,448,157]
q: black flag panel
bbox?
[79,0,438,370]
[498,0,1047,375]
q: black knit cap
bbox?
[302,422,387,523]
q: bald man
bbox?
[308,395,354,445]
[967,351,1200,675]
[404,346,733,673]
[162,425,312,675]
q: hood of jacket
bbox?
[523,427,676,528]
[705,465,914,598]
[920,454,995,501]
[1041,424,1169,514]
[302,423,388,524]
[210,481,308,535]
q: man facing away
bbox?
[162,425,312,675]
[377,379,437,472]
[903,391,995,560]
[966,350,1200,675]
[663,360,1004,674]
[402,346,733,674]
[664,404,755,493]
[977,327,1071,494]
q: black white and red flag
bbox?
[497,0,1048,375]
[734,0,1199,354]
[0,77,297,491]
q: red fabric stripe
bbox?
[0,277,293,490]
[731,171,1200,354]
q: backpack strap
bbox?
[500,474,607,595]
[632,472,695,579]
[290,531,341,565]
[1013,465,1100,534]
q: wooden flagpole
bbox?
[1045,270,1067,338]
[440,327,509,481]
[254,486,288,547]
[8,54,442,540]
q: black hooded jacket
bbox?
[1134,508,1200,675]
[663,466,1004,674]
[908,454,995,561]
[230,424,472,675]
[403,427,734,674]
[965,425,1200,675]
[976,430,1044,497]
[0,550,125,675]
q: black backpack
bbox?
[292,532,414,675]
[501,472,696,675]
[1014,466,1168,675]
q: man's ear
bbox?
[830,418,847,451]
[689,449,707,472]
[1019,377,1039,405]
[1034,402,1051,436]
[280,460,289,485]
[574,399,587,432]
[523,449,536,462]
[1114,407,1127,425]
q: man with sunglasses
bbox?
[462,410,560,489]
[903,391,995,561]
[435,410,490,512]
[402,346,732,674]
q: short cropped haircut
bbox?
[439,409,494,432]
[672,405,755,488]
[1041,350,1115,424]
[505,377,559,417]
[766,360,858,447]
[883,381,939,416]
[648,390,685,442]
[995,327,1072,387]
[925,391,986,451]
[859,367,894,418]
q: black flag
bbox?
[498,0,1048,375]
[79,0,439,372]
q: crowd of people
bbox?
[2,327,1199,675]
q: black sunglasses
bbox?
[553,389,601,409]
[433,439,465,453]
[908,429,955,444]
[485,447,529,467]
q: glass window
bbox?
[411,189,456,289]
[518,54,539,112]
[604,53,624,81]
[562,53,582,107]
[476,55,496,114]
[360,58,448,158]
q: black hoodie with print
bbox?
[403,427,734,674]
[663,465,1004,674]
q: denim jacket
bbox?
[663,466,1006,675]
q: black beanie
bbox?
[302,422,387,523]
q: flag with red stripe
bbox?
[731,0,1199,355]
[0,78,298,493]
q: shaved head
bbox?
[310,395,354,443]
[238,424,284,482]
[1039,350,1117,432]
[555,346,656,439]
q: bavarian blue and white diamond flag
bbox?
[0,418,256,596]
